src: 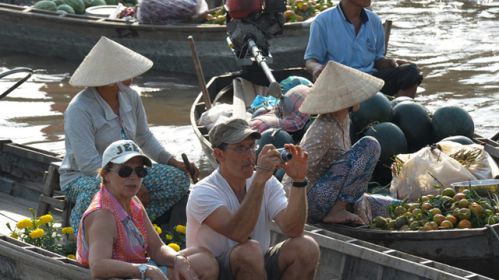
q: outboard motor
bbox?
[224,0,286,98]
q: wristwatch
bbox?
[292,178,308,188]
[138,263,148,280]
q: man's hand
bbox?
[137,185,150,207]
[305,59,325,81]
[396,59,410,66]
[311,64,325,81]
[375,58,398,69]
[172,255,198,280]
[254,144,282,184]
[282,144,308,181]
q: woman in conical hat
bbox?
[283,61,396,224]
[59,37,199,237]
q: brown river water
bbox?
[0,0,498,176]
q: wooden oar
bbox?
[188,35,212,109]
[383,20,392,56]
[181,153,198,184]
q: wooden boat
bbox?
[0,2,309,77]
[1,139,496,279]
[189,67,499,278]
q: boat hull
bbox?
[318,223,499,278]
[0,225,493,280]
[0,3,309,77]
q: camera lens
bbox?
[277,148,292,162]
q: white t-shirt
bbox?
[186,168,288,257]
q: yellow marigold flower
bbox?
[16,218,33,230]
[29,228,45,239]
[61,227,74,235]
[38,214,54,225]
[67,254,76,260]
[168,243,180,252]
[174,225,186,234]
[165,233,173,240]
[153,224,162,235]
[10,232,19,239]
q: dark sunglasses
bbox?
[114,165,148,178]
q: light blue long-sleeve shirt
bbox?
[59,86,172,187]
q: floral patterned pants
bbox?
[307,136,381,223]
[62,164,190,235]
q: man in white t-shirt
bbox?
[186,118,319,280]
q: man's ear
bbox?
[213,148,224,163]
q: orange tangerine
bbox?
[457,219,472,229]
[445,214,457,225]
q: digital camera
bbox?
[277,148,292,162]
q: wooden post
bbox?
[188,36,212,109]
[383,20,392,56]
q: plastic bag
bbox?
[353,194,400,224]
[137,0,207,24]
[109,3,125,19]
[390,146,476,201]
[436,140,499,179]
[249,95,279,114]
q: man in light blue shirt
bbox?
[304,0,422,98]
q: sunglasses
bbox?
[113,165,148,178]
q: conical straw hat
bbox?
[299,61,384,114]
[69,36,153,87]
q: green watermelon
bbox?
[441,135,474,145]
[432,106,475,141]
[64,0,85,14]
[371,163,392,187]
[392,101,433,152]
[33,0,57,11]
[122,0,137,6]
[105,0,118,4]
[83,0,92,8]
[391,96,413,108]
[56,3,75,13]
[52,0,65,5]
[256,128,294,156]
[364,122,408,164]
[274,168,285,181]
[350,92,393,134]
[89,0,106,6]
